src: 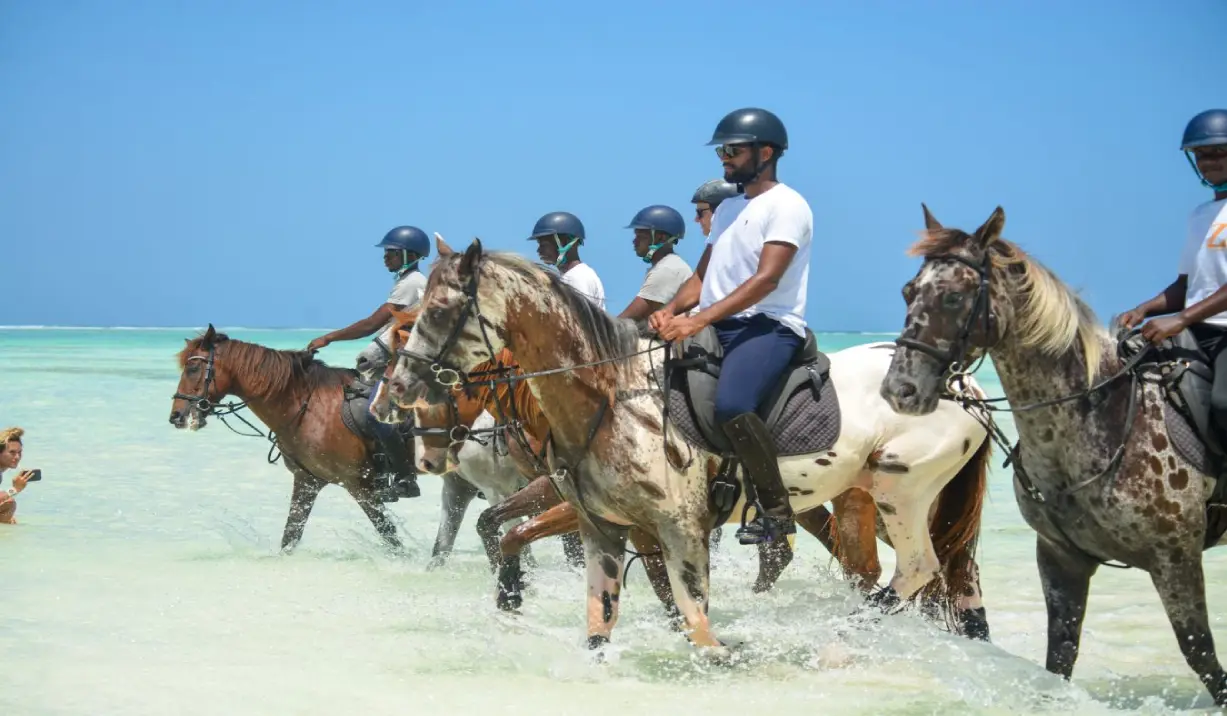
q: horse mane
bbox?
[177,331,355,399]
[909,229,1106,383]
[467,348,550,434]
[478,251,645,380]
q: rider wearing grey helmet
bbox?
[691,179,740,239]
[617,204,695,321]
[1119,109,1227,437]
[306,225,431,500]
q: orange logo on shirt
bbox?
[1207,223,1227,249]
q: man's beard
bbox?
[725,162,759,186]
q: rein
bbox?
[899,251,1157,570]
[393,258,671,568]
[174,344,315,466]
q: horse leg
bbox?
[577,515,628,651]
[753,536,793,593]
[280,468,326,553]
[953,557,990,641]
[351,485,404,553]
[869,482,942,607]
[477,474,562,572]
[1036,535,1096,679]
[657,520,724,651]
[496,502,579,611]
[561,531,586,569]
[429,472,479,570]
[1149,553,1227,704]
[830,489,883,592]
[628,528,681,627]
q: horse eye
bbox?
[186,364,200,375]
[943,292,964,308]
[902,282,916,303]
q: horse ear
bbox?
[921,203,943,231]
[972,206,1006,249]
[202,323,217,348]
[435,232,454,257]
[458,238,483,276]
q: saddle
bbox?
[1119,328,1227,545]
[665,325,842,456]
[339,372,414,452]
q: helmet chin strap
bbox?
[642,231,678,264]
[553,234,580,268]
[395,249,420,274]
[1186,151,1227,192]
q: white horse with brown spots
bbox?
[386,236,995,657]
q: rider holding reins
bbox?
[1119,109,1227,433]
[306,226,430,500]
[650,108,815,545]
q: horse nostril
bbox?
[169,412,181,424]
[389,380,405,397]
[897,382,918,399]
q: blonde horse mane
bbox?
[909,229,1106,384]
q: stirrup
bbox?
[735,500,794,545]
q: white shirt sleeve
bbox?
[761,193,814,249]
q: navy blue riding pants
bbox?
[712,314,804,426]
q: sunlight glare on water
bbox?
[2,328,1225,715]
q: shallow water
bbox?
[3,328,1226,715]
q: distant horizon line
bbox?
[0,324,902,336]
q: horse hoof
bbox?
[426,555,448,571]
[497,589,523,612]
[958,607,991,642]
[867,585,901,612]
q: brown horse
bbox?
[372,311,890,613]
[170,324,410,553]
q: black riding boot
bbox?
[723,412,795,545]
[375,428,420,500]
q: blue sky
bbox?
[2,0,1223,333]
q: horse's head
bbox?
[171,324,234,430]
[386,235,511,407]
[368,303,488,474]
[881,204,1008,416]
[369,307,420,425]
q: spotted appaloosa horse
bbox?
[170,325,403,552]
[383,235,993,657]
[370,311,890,609]
[880,204,1227,706]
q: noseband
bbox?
[173,345,219,414]
[894,252,996,383]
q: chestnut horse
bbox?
[374,312,963,612]
[384,238,993,655]
[170,325,406,552]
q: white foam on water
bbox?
[1,329,1224,715]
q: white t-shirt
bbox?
[699,182,813,337]
[1178,198,1227,327]
[360,269,427,365]
[561,262,606,310]
[638,253,693,305]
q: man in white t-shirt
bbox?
[650,108,814,546]
[1120,109,1227,429]
[528,211,606,310]
[306,226,431,500]
[617,204,693,321]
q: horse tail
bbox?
[919,432,991,631]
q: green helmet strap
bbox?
[642,230,678,264]
[1186,151,1227,192]
[553,234,580,268]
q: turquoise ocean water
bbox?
[3,327,1226,715]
